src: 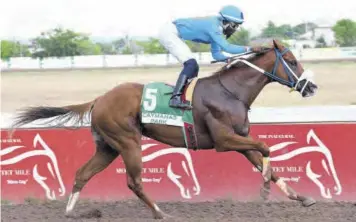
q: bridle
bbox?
[217,46,315,109]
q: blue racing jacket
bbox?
[173,16,251,61]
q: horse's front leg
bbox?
[242,150,316,207]
[217,131,272,188]
[206,118,272,184]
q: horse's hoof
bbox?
[260,185,270,201]
[153,211,164,220]
[65,211,75,218]
[302,197,316,207]
[153,211,172,220]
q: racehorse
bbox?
[10,39,318,219]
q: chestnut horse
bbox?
[11,40,318,219]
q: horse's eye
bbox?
[289,60,297,68]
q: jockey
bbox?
[158,5,263,109]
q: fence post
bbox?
[6,58,11,69]
[102,54,107,68]
[39,58,43,69]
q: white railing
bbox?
[2,47,356,71]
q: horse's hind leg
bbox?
[120,145,169,219]
[242,150,316,207]
[65,132,119,217]
[96,117,169,220]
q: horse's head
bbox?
[212,39,318,107]
[263,39,318,97]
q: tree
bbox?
[228,28,251,45]
[96,42,116,55]
[185,41,210,52]
[1,40,30,59]
[31,27,101,58]
[316,36,327,48]
[260,21,293,39]
[121,46,133,54]
[332,19,356,47]
[112,35,132,54]
[112,38,126,51]
[292,22,317,35]
[136,38,167,54]
[260,21,278,38]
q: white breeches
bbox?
[158,22,195,64]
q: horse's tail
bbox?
[11,100,95,129]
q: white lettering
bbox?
[115,168,126,174]
[148,168,165,173]
[1,170,13,176]
[258,134,295,139]
[287,166,304,172]
[15,169,30,175]
[258,135,267,139]
[272,166,285,172]
[6,179,28,185]
[142,177,162,183]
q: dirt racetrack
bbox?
[1,62,356,113]
[2,199,355,222]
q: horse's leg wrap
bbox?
[66,190,80,215]
[262,157,271,182]
[241,150,277,200]
[276,178,298,199]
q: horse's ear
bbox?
[273,39,279,49]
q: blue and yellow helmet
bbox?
[219,5,245,24]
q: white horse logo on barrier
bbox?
[0,133,66,200]
[141,143,201,199]
[270,129,342,199]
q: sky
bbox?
[2,0,356,40]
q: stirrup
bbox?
[169,96,192,109]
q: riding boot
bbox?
[169,74,192,109]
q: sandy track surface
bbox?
[1,62,355,113]
[2,199,355,222]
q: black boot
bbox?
[169,74,192,109]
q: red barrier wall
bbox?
[1,123,356,203]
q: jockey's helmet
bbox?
[219,5,245,38]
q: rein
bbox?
[215,47,272,111]
[214,46,299,110]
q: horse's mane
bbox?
[211,48,273,76]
